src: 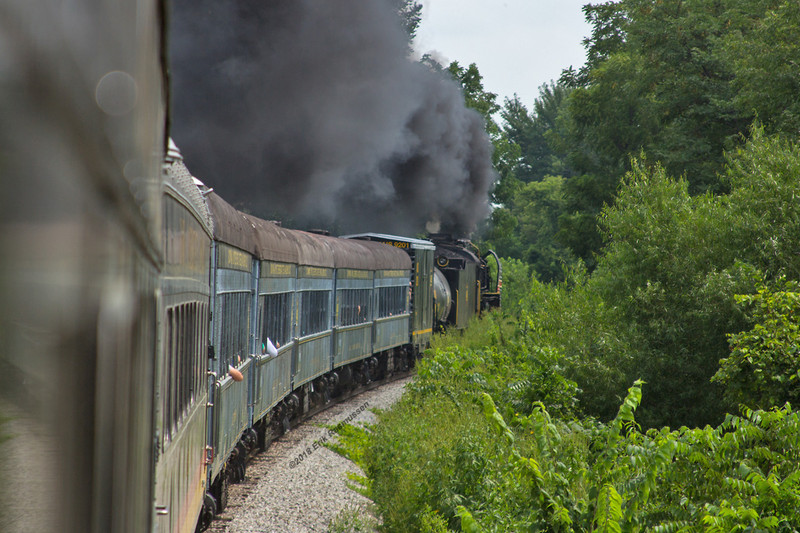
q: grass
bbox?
[327,503,380,533]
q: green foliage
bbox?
[332,320,800,531]
[714,279,800,410]
[484,176,576,282]
[495,257,531,317]
[723,129,800,279]
[481,83,576,282]
[561,2,629,88]
[455,506,482,533]
[486,131,800,430]
[502,84,571,184]
[585,131,800,427]
[591,158,757,427]
[427,311,511,354]
[593,484,622,533]
[720,0,800,136]
[522,268,633,422]
[327,504,380,533]
[423,327,579,420]
[551,0,800,264]
[357,393,499,532]
[480,0,800,277]
[390,0,422,47]
[419,506,449,533]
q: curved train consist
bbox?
[0,1,499,532]
[161,143,500,532]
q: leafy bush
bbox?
[327,504,380,533]
[335,378,800,532]
[328,129,800,532]
[714,279,800,410]
[496,257,532,318]
[522,266,634,422]
[591,157,759,427]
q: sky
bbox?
[413,0,592,109]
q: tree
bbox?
[591,160,750,427]
[444,61,520,218]
[480,84,576,280]
[502,83,571,183]
[515,176,574,282]
[586,130,800,427]
[561,1,629,88]
[446,62,500,133]
[720,0,800,137]
[554,51,658,268]
[391,0,422,44]
[552,0,795,266]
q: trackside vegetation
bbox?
[329,130,800,532]
[325,2,800,530]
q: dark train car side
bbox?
[195,195,416,521]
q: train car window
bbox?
[377,286,408,318]
[300,290,329,337]
[259,292,292,351]
[201,303,209,393]
[186,304,193,408]
[164,301,210,443]
[195,303,205,403]
[336,288,371,326]
[219,291,251,369]
[174,305,182,431]
[182,303,192,416]
[177,305,184,423]
[165,307,175,440]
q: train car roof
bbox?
[316,235,412,271]
[242,213,300,264]
[204,197,415,270]
[340,232,435,251]
[291,229,336,269]
[323,235,376,270]
[206,192,257,255]
[163,141,214,236]
[353,238,412,271]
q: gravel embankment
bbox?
[208,376,413,533]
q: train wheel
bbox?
[257,422,269,452]
[195,493,217,532]
[214,473,229,513]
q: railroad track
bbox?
[207,374,415,532]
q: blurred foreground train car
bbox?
[0,1,500,531]
[0,1,168,532]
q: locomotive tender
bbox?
[0,1,499,532]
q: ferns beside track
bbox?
[332,319,800,532]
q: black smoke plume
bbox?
[169,0,496,236]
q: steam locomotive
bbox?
[0,1,499,532]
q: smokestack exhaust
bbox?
[169,0,496,236]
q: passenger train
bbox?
[0,1,499,532]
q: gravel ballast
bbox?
[208,376,413,532]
